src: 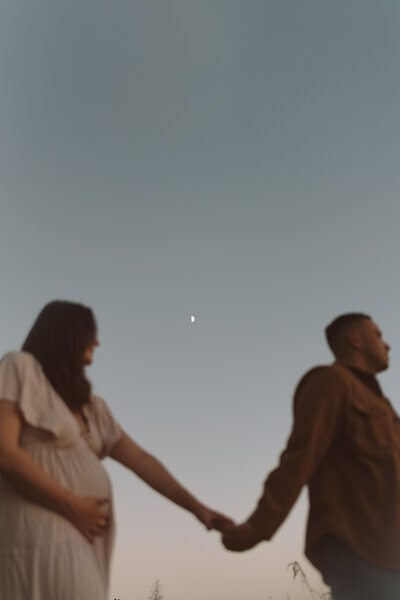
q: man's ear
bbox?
[347,330,362,350]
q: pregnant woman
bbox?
[0,300,230,600]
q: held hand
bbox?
[67,497,111,544]
[195,505,235,533]
[222,521,264,552]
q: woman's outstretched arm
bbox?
[0,401,111,543]
[109,429,232,531]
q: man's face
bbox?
[357,319,390,373]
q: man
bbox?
[223,313,400,599]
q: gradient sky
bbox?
[1,2,400,598]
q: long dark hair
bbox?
[22,300,97,410]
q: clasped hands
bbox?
[221,521,264,551]
[198,506,264,552]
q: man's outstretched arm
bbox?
[221,367,346,552]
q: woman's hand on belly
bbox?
[65,496,111,544]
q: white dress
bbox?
[0,351,123,600]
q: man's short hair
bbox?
[325,313,371,356]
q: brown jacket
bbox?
[248,363,400,572]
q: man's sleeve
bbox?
[248,367,346,539]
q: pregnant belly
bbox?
[0,441,114,550]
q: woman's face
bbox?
[82,337,100,365]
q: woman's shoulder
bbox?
[1,350,37,365]
[89,393,109,412]
[87,394,117,422]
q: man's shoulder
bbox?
[295,363,351,396]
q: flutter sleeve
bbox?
[87,395,123,458]
[0,351,68,438]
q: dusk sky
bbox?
[1,2,400,598]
